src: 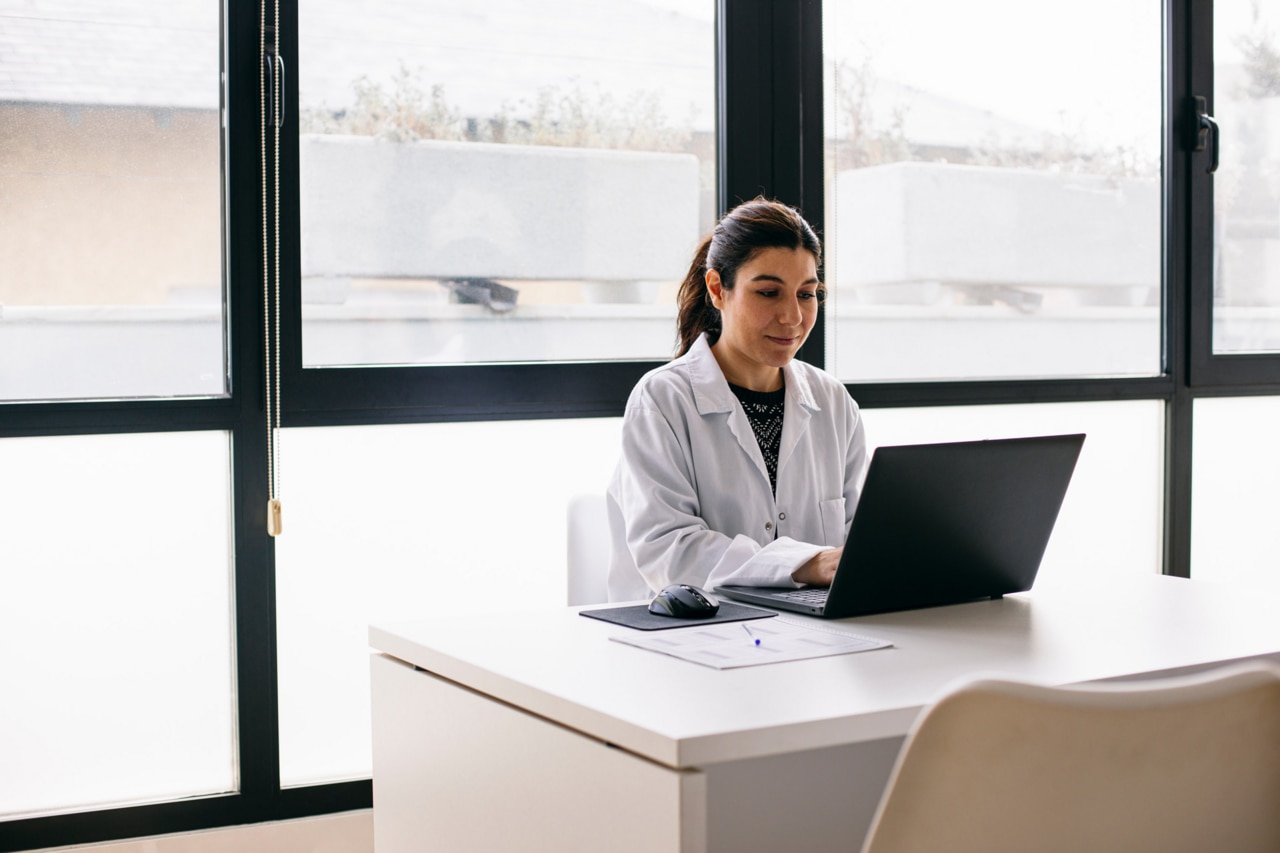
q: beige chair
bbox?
[566,493,611,606]
[860,662,1280,853]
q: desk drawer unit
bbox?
[371,653,707,853]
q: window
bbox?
[0,2,225,402]
[864,400,1165,579]
[1211,0,1280,354]
[295,2,716,367]
[823,0,1162,381]
[274,418,621,785]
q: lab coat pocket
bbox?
[819,497,847,547]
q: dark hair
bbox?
[674,197,823,356]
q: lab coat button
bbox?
[764,521,773,531]
[778,512,787,521]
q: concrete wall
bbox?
[0,104,221,307]
[299,135,701,288]
[833,162,1160,308]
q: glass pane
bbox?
[1192,396,1280,582]
[274,418,622,786]
[863,400,1165,579]
[297,2,715,367]
[1213,1,1280,353]
[0,432,235,819]
[0,2,225,401]
[823,1,1162,381]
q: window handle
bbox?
[263,52,274,127]
[264,52,285,128]
[1193,95,1219,174]
[276,54,286,128]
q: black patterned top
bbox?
[729,382,786,494]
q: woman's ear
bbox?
[705,269,724,310]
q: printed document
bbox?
[610,617,891,669]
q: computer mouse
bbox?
[648,583,720,618]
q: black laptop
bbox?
[717,433,1085,619]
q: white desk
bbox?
[368,571,1280,853]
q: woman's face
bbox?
[706,246,821,392]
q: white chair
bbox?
[860,661,1280,853]
[566,493,611,606]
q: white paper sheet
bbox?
[610,617,892,669]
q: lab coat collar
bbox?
[686,333,821,416]
[686,332,823,489]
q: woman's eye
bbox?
[757,290,778,298]
[799,291,818,301]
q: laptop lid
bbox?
[720,433,1085,619]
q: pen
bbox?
[743,623,761,646]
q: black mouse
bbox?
[648,584,720,618]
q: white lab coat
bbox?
[606,333,869,601]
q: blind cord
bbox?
[262,0,283,536]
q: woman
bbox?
[606,198,869,601]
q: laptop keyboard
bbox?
[775,588,830,605]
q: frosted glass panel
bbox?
[274,418,623,786]
[1192,397,1280,582]
[824,0,1162,380]
[0,431,234,819]
[863,400,1165,579]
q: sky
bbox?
[7,0,1269,153]
[641,0,1278,153]
[823,0,1162,154]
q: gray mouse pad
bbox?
[579,601,778,631]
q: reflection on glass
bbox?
[0,431,234,819]
[1192,397,1280,582]
[1213,1,1280,353]
[296,2,716,367]
[273,418,623,786]
[0,2,224,401]
[823,0,1162,381]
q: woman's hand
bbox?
[791,547,842,587]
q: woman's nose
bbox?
[778,295,802,325]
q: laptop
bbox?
[717,433,1085,619]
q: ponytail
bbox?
[675,235,720,356]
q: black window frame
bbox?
[3,0,1276,849]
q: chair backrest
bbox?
[566,494,611,606]
[860,662,1280,853]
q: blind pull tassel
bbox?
[268,498,283,537]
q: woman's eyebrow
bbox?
[748,274,821,285]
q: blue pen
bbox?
[742,623,761,646]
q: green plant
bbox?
[300,62,694,154]
[830,57,912,171]
[301,64,467,142]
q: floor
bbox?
[31,811,373,853]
